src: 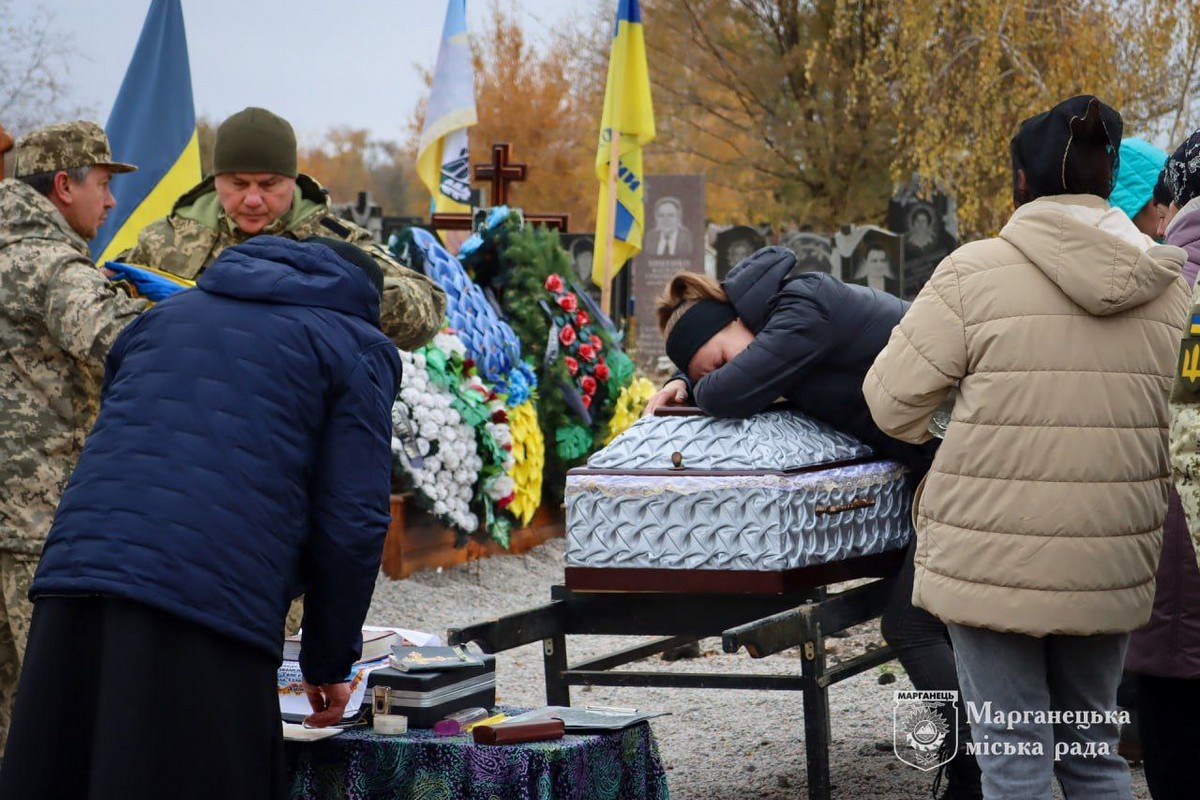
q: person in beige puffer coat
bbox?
[865,96,1188,799]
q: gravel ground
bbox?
[366,539,1149,799]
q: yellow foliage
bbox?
[884,0,1185,237]
[604,377,657,445]
[506,399,544,525]
[396,0,1197,238]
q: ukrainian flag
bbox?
[593,0,655,287]
[417,0,477,214]
[93,0,200,264]
[104,262,195,302]
[1191,313,1200,336]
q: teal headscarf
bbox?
[1111,138,1168,220]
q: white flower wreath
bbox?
[391,349,480,533]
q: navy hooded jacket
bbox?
[693,247,937,475]
[32,236,402,685]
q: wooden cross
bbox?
[475,143,527,207]
[0,124,14,180]
[430,141,569,232]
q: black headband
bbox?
[665,300,737,373]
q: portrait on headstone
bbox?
[561,233,616,320]
[632,175,706,375]
[887,182,958,299]
[563,234,596,286]
[645,196,694,257]
[905,204,941,257]
[781,231,836,277]
[716,225,766,279]
[834,225,904,297]
[853,243,899,294]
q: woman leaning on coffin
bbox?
[645,248,983,799]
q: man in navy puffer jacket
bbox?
[0,236,400,800]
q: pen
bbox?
[586,705,637,714]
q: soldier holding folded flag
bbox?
[0,121,147,753]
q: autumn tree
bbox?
[638,0,896,229]
[1159,4,1200,145]
[0,0,91,135]
[297,127,422,215]
[885,0,1185,237]
[197,117,216,176]
[460,4,604,229]
[628,1,1198,237]
[407,0,1193,239]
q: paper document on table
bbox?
[277,657,388,722]
[282,723,343,742]
[362,625,442,647]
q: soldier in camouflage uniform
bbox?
[123,108,443,637]
[121,107,445,351]
[0,121,147,751]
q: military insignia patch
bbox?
[1190,313,1200,336]
[1179,340,1200,394]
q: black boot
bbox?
[931,744,983,800]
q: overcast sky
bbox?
[41,0,597,145]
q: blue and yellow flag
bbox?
[593,0,655,287]
[93,0,200,264]
[417,0,477,214]
[104,262,195,302]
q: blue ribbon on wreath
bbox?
[410,227,535,405]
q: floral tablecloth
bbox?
[286,710,670,800]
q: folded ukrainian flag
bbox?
[104,261,194,302]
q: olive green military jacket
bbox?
[120,174,446,350]
[0,179,148,554]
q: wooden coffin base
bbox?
[380,494,565,580]
[563,548,905,594]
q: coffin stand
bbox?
[450,409,912,800]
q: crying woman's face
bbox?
[687,319,755,383]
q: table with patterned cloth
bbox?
[285,711,670,800]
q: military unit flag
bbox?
[93,0,200,264]
[593,0,655,290]
[417,0,478,214]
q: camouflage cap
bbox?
[14,120,137,178]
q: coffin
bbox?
[564,408,913,593]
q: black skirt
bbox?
[0,595,286,800]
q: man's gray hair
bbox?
[18,166,91,198]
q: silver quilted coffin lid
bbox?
[586,408,872,472]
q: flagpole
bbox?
[601,107,623,319]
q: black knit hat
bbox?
[1011,96,1122,201]
[214,107,298,177]
[304,236,384,296]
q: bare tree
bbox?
[0,0,93,137]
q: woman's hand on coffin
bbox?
[643,379,688,416]
[302,680,351,727]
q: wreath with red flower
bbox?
[543,274,614,415]
[461,221,634,501]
